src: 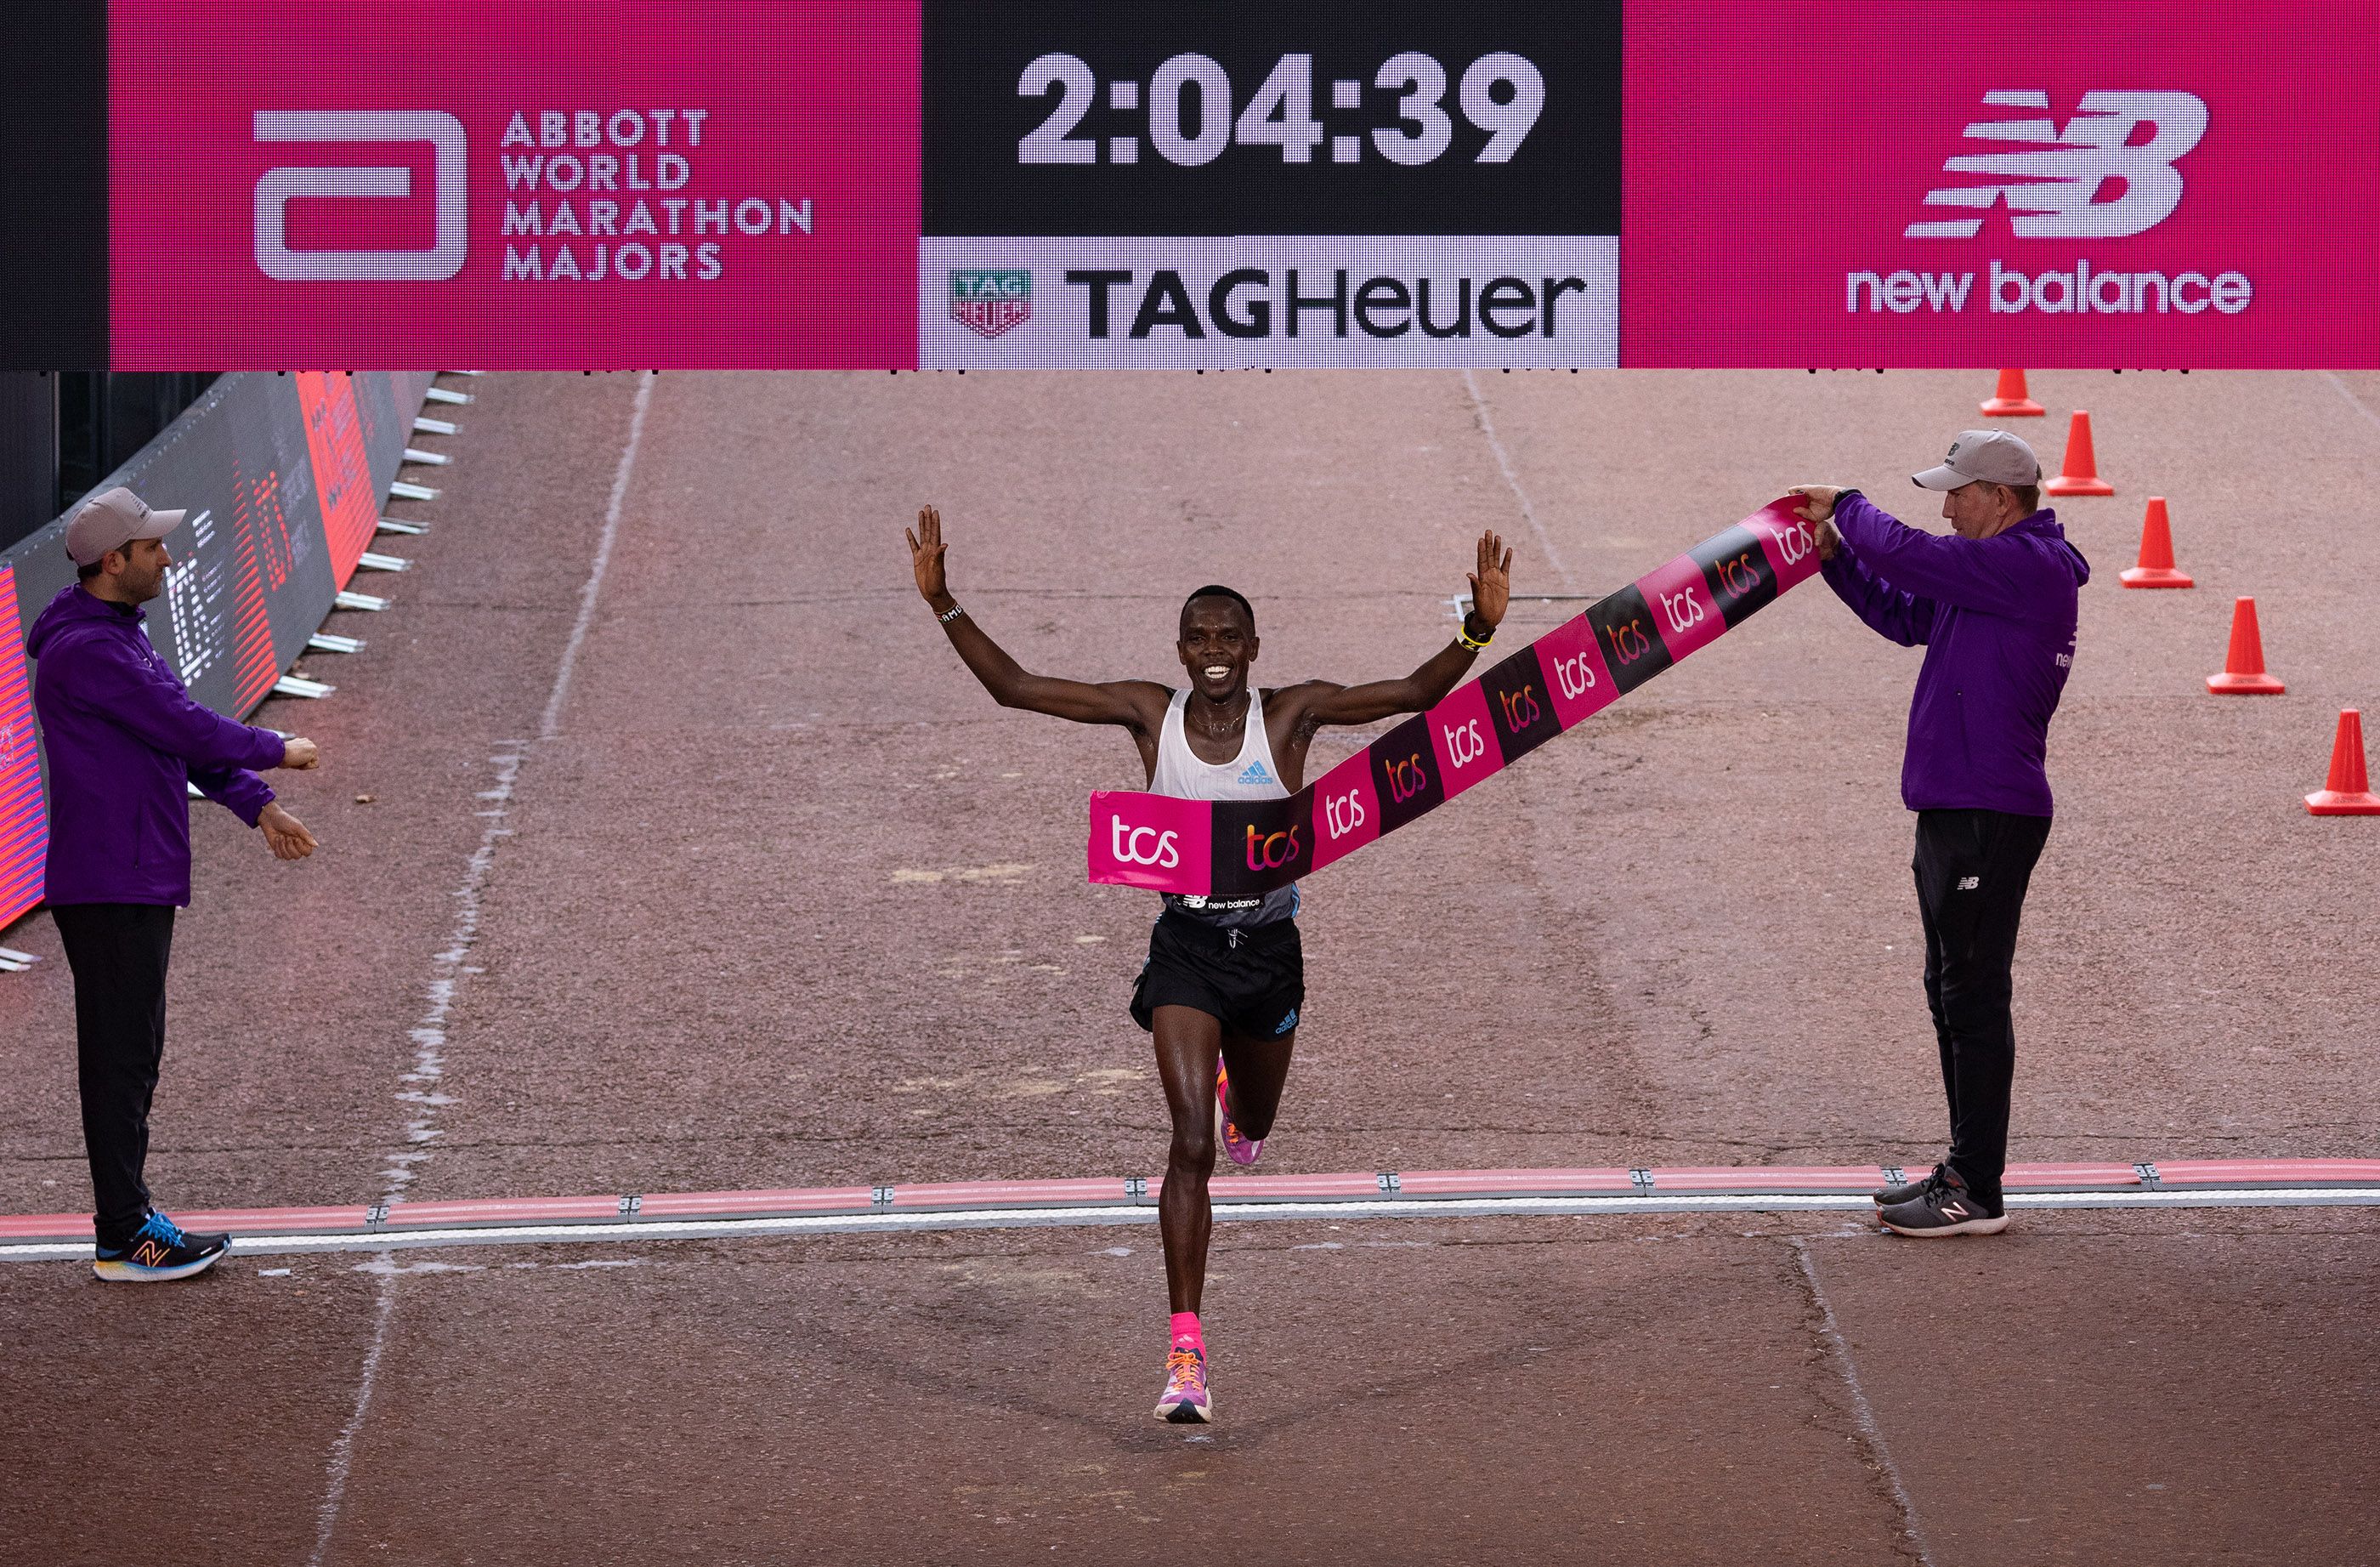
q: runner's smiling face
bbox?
[1177,597,1257,704]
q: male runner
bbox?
[906,504,1510,1422]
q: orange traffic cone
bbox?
[2045,410,2113,496]
[2306,709,2380,815]
[2119,497,2193,588]
[2206,597,2285,695]
[1980,368,2044,417]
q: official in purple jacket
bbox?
[30,486,322,1281]
[1790,430,2089,1238]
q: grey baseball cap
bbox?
[65,485,184,566]
[1913,429,2042,491]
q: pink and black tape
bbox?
[1088,499,1822,896]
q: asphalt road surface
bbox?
[2,368,2373,1565]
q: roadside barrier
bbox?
[0,372,436,932]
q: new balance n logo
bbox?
[1907,91,2208,240]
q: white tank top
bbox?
[1151,687,1300,927]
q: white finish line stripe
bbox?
[6,1186,2375,1263]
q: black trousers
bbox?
[52,902,178,1246]
[1912,809,2051,1212]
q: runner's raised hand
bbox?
[907,504,951,603]
[1468,529,1514,629]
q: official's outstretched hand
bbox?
[258,801,316,860]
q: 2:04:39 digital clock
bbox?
[921,4,1622,239]
[1016,50,1546,168]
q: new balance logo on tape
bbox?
[1906,91,2207,240]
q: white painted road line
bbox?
[4,1186,2375,1264]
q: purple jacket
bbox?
[28,585,283,906]
[1821,492,2088,817]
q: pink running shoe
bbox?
[1216,1060,1263,1167]
[1154,1345,1213,1423]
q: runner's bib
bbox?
[1088,498,1822,896]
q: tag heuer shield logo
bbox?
[951,270,1031,338]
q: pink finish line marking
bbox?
[3,1159,2377,1252]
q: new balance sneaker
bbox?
[1873,1162,1947,1208]
[1878,1170,2008,1237]
[1216,1061,1262,1168]
[1154,1345,1214,1423]
[93,1211,231,1281]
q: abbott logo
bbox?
[1907,91,2207,240]
[255,111,468,281]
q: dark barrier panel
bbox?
[0,564,43,924]
[0,372,433,931]
[8,375,336,717]
[366,374,439,491]
[0,2,108,368]
[293,370,438,588]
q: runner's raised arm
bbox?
[1272,529,1514,736]
[908,504,1169,734]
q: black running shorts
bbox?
[1129,911,1305,1040]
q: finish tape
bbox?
[1088,497,1822,896]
